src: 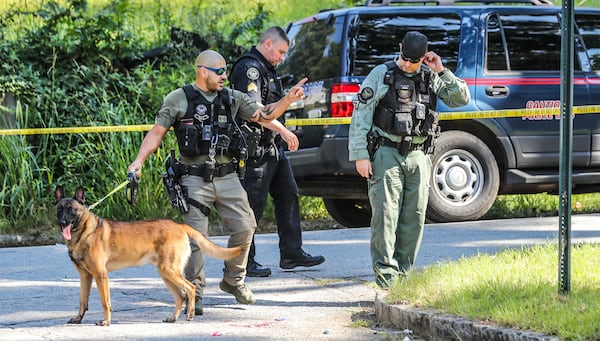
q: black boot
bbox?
[280,250,325,270]
[246,259,272,277]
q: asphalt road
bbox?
[1,214,599,340]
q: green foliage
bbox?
[257,195,329,224]
[300,196,329,220]
[0,112,50,235]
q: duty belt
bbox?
[379,136,424,153]
[178,163,236,178]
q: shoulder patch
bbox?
[246,67,260,81]
[358,87,374,103]
[247,82,258,93]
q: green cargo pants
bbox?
[368,146,432,287]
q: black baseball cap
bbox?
[401,31,428,61]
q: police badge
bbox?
[246,67,260,81]
[195,104,208,117]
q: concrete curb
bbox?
[374,293,560,341]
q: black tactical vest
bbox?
[373,61,439,137]
[174,85,242,158]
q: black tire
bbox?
[323,198,371,228]
[427,130,499,222]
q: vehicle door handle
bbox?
[485,85,510,97]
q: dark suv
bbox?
[277,0,600,227]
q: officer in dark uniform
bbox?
[349,31,470,288]
[128,50,307,313]
[230,26,325,277]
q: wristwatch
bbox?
[438,68,447,77]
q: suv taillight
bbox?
[331,83,360,117]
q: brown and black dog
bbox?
[54,186,240,326]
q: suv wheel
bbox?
[427,130,499,222]
[323,198,371,228]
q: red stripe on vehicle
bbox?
[464,77,592,86]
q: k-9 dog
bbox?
[54,186,241,326]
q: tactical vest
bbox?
[232,49,284,158]
[373,61,439,138]
[174,85,243,158]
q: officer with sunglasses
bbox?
[348,31,470,288]
[128,49,307,314]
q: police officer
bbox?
[128,50,307,313]
[230,26,325,277]
[348,31,470,288]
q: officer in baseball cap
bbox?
[400,31,428,63]
[349,30,470,288]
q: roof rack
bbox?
[365,0,553,6]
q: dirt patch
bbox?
[351,308,426,340]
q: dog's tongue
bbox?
[61,224,72,240]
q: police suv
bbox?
[277,0,600,227]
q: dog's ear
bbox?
[54,186,64,205]
[74,186,85,204]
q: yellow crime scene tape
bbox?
[438,104,600,121]
[0,124,154,136]
[1,105,599,135]
[285,105,600,126]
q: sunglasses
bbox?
[197,65,227,75]
[400,53,423,64]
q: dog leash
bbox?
[88,172,139,210]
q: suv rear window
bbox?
[353,13,462,76]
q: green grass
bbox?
[387,243,600,339]
[485,192,600,219]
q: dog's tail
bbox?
[184,225,242,260]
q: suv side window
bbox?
[353,13,461,76]
[576,14,600,71]
[486,13,581,71]
[486,14,508,71]
[277,15,345,82]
